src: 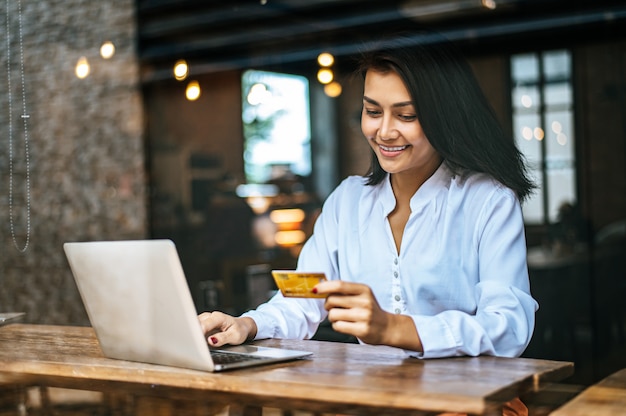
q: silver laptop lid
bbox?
[64,239,216,371]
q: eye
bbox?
[398,114,417,121]
[364,108,382,117]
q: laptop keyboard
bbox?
[210,350,272,365]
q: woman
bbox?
[199,34,538,360]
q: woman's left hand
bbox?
[313,280,422,352]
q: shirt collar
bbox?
[377,162,454,216]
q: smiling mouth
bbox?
[379,144,408,152]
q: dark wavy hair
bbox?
[357,33,535,202]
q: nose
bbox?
[378,115,399,141]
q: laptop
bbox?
[63,239,312,372]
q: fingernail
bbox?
[210,337,218,344]
[312,287,318,294]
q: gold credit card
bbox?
[271,271,327,298]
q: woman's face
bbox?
[361,69,441,180]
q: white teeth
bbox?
[380,144,408,151]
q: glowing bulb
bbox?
[275,230,306,246]
[174,60,189,81]
[100,41,115,59]
[186,81,201,101]
[324,81,342,98]
[534,127,545,141]
[551,121,563,133]
[317,52,334,67]
[317,68,333,84]
[522,126,533,141]
[75,56,90,79]
[521,95,532,108]
[556,133,567,146]
[270,209,306,224]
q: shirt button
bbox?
[393,271,398,278]
[394,258,398,265]
[394,295,401,301]
[394,308,401,314]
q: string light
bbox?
[5,0,32,251]
[316,52,341,94]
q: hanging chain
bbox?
[6,0,31,252]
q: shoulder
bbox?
[321,175,383,218]
[326,175,372,201]
[446,170,521,228]
[452,170,518,205]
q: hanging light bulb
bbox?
[186,80,201,101]
[100,41,115,59]
[317,68,334,84]
[317,52,334,67]
[174,59,189,81]
[75,56,90,79]
[324,81,342,98]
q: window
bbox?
[511,50,576,224]
[241,70,312,184]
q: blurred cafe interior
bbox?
[1,0,626,395]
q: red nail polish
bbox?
[210,337,218,344]
[312,287,318,294]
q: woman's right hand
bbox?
[198,311,258,347]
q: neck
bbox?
[390,158,443,201]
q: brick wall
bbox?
[0,0,146,325]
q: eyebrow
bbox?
[363,96,413,108]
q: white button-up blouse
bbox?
[242,163,538,358]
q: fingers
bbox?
[327,304,390,345]
[314,282,388,344]
[198,311,229,335]
[327,309,383,344]
[198,312,241,347]
[313,280,368,296]
[314,281,373,312]
[327,303,372,323]
[197,312,256,347]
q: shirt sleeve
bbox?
[241,293,326,340]
[240,181,346,340]
[409,187,538,358]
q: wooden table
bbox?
[0,324,574,416]
[550,368,626,415]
